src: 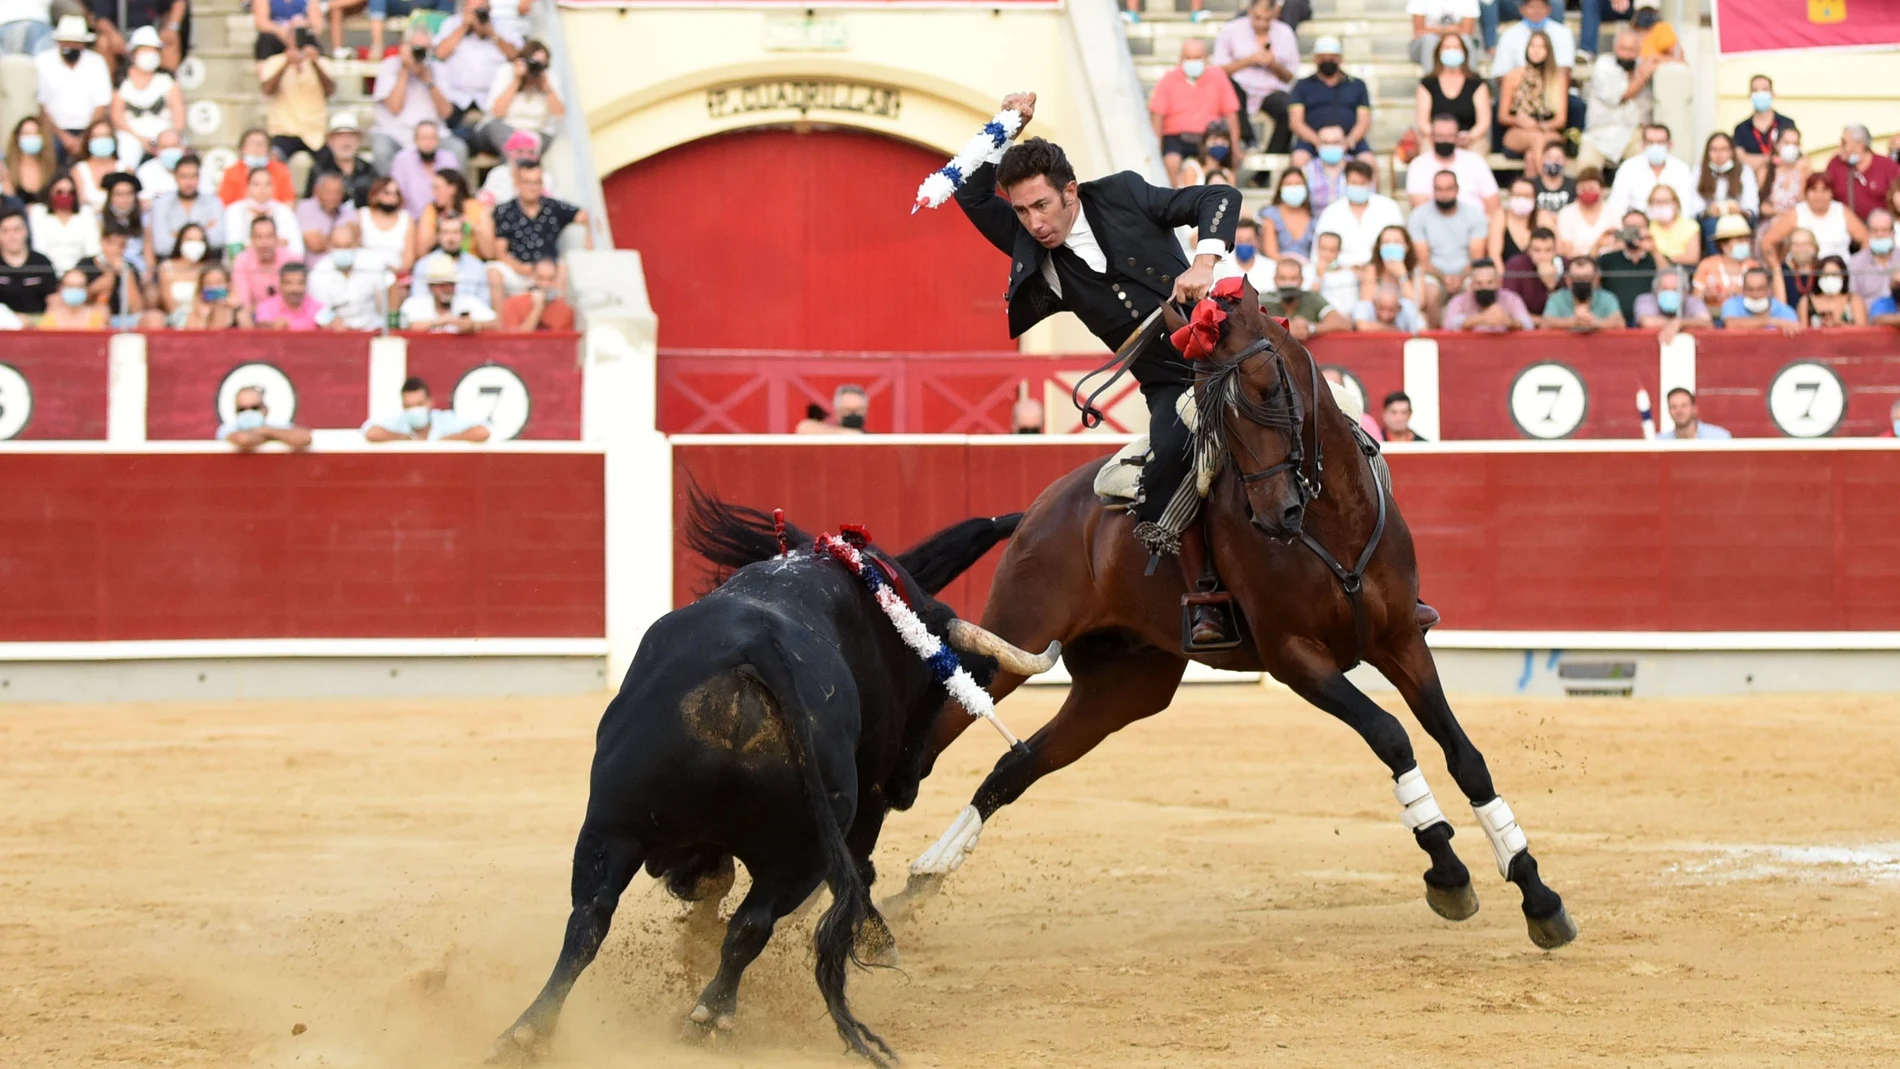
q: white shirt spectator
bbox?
[25,202,100,273]
[485,63,552,134]
[1315,193,1407,268]
[360,407,489,440]
[358,208,411,266]
[1404,149,1499,211]
[434,14,515,111]
[1212,253,1275,293]
[1494,17,1575,76]
[308,248,394,330]
[1582,55,1652,166]
[223,199,306,258]
[398,290,496,329]
[1305,261,1362,314]
[214,415,297,439]
[1608,152,1703,218]
[35,46,113,132]
[1406,0,1479,31]
[1556,200,1618,257]
[486,0,531,43]
[372,53,450,150]
[135,157,178,202]
[479,161,558,205]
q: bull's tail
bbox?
[895,512,1023,595]
[741,653,896,1068]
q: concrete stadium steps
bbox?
[184,0,385,156]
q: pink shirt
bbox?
[231,247,303,310]
[253,294,327,330]
[1148,66,1241,138]
[1210,16,1300,111]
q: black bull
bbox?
[488,495,1056,1066]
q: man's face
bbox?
[416,124,440,156]
[1179,39,1207,69]
[1431,119,1458,150]
[1248,0,1278,33]
[1433,172,1458,207]
[330,130,361,160]
[835,391,868,420]
[176,163,199,197]
[1470,266,1499,292]
[282,272,307,303]
[1274,261,1302,293]
[235,388,264,415]
[1317,127,1344,153]
[1374,292,1399,322]
[1004,175,1081,249]
[0,216,25,255]
[1570,260,1596,286]
[1656,275,1681,300]
[1750,76,1771,96]
[1742,272,1770,300]
[254,224,277,257]
[429,281,456,306]
[516,170,543,202]
[1842,129,1867,160]
[242,132,269,159]
[1384,401,1412,434]
[317,177,344,212]
[1643,127,1670,154]
[1315,233,1340,262]
[1528,236,1556,263]
[1613,31,1638,61]
[248,171,273,205]
[438,218,464,254]
[402,388,430,412]
[1872,214,1895,243]
[1346,174,1373,200]
[330,224,358,251]
[155,130,180,154]
[531,261,559,291]
[1667,392,1694,428]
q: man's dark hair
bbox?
[1666,387,1694,403]
[1383,391,1412,409]
[0,209,24,230]
[997,137,1077,192]
[1235,217,1259,234]
[1569,255,1597,274]
[402,377,430,394]
[1576,166,1605,186]
[280,262,307,279]
[1468,257,1498,274]
[1529,226,1557,243]
[1742,266,1772,285]
[1344,159,1374,182]
[1430,112,1458,128]
[251,214,276,234]
[174,152,200,172]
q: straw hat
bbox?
[1712,214,1752,241]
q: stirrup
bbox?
[1180,591,1243,652]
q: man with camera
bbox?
[258,26,336,168]
[433,0,521,148]
[370,21,460,174]
[474,38,563,156]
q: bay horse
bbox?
[898,277,1577,950]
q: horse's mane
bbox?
[1190,293,1303,464]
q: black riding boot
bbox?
[1176,519,1231,648]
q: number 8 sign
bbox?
[1766,360,1846,438]
[1507,362,1588,439]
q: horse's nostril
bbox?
[1282,504,1304,526]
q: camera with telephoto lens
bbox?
[1616,227,1644,245]
[473,7,489,21]
[295,27,319,50]
[410,45,428,62]
[525,57,546,75]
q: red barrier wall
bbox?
[0,451,604,640]
[0,332,109,440]
[1436,330,1660,440]
[145,331,373,439]
[1693,328,1900,438]
[674,442,1900,631]
[403,332,584,439]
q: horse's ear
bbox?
[1160,299,1187,333]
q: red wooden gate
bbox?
[602,127,1007,352]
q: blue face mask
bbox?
[1751,90,1773,113]
[203,285,229,302]
[1346,184,1372,205]
[1207,144,1230,163]
[234,409,266,431]
[1441,49,1465,68]
[158,146,183,170]
[88,136,116,159]
[1379,241,1407,262]
[60,286,87,306]
[1279,184,1308,207]
[1644,144,1670,167]
[1656,289,1682,315]
[18,134,42,156]
[1727,242,1751,262]
[1522,16,1547,30]
[243,153,270,170]
[330,248,357,270]
[404,406,431,430]
[1317,144,1346,166]
[1873,237,1895,256]
[1182,59,1206,79]
[1234,241,1256,261]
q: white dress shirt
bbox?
[1608,154,1703,218]
[1040,201,1226,299]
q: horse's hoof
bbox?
[879,872,942,921]
[1425,880,1480,922]
[484,1024,541,1065]
[1526,905,1579,949]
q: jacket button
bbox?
[1130,310,1140,319]
[1013,263,1022,273]
[1162,275,1172,284]
[1124,299,1134,308]
[1126,257,1136,267]
[1145,267,1154,275]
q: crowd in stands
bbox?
[1156,0,1900,338]
[0,0,585,333]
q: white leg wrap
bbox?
[1472,796,1529,879]
[1392,767,1449,833]
[909,804,984,876]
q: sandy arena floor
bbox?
[4,685,1899,1068]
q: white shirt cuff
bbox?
[982,141,1009,167]
[1193,238,1229,259]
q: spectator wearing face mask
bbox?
[1733,75,1796,182]
[1264,256,1348,341]
[832,385,869,432]
[1718,266,1799,334]
[1555,167,1614,260]
[112,26,182,167]
[1608,123,1702,219]
[1212,0,1297,153]
[1149,39,1240,187]
[1760,127,1810,224]
[146,153,223,258]
[218,385,313,451]
[308,222,395,330]
[1502,225,1563,315]
[186,263,250,328]
[1580,29,1655,173]
[70,118,123,210]
[1848,209,1897,304]
[1634,268,1711,344]
[1531,142,1575,214]
[226,168,306,257]
[501,257,574,332]
[1444,259,1533,332]
[97,172,146,264]
[1824,124,1898,223]
[9,118,58,209]
[1694,213,1758,312]
[1413,33,1489,151]
[1539,255,1626,331]
[1176,122,1235,188]
[134,129,186,202]
[476,38,562,157]
[26,173,100,273]
[1598,209,1659,322]
[389,120,461,217]
[364,376,491,442]
[1408,170,1487,299]
[1358,225,1431,322]
[155,221,209,325]
[1488,176,1541,265]
[1009,397,1045,435]
[35,17,113,165]
[1298,125,1351,215]
[1881,398,1900,437]
[1405,114,1498,214]
[1257,170,1313,261]
[1656,388,1730,440]
[1214,218,1274,292]
[1796,255,1865,330]
[1287,37,1371,169]
[1645,188,1700,268]
[1491,0,1574,77]
[399,256,494,331]
[1315,160,1404,271]
[1695,131,1759,259]
[219,129,297,206]
[38,265,107,328]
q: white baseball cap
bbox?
[1313,35,1342,55]
[128,25,163,51]
[328,111,361,133]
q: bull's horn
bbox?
[946,620,1062,676]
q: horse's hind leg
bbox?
[1369,629,1577,950]
[1273,641,1480,924]
[488,827,644,1064]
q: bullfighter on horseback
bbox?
[954,91,1238,647]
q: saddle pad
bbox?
[1093,391,1201,507]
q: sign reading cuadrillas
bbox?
[706,81,901,120]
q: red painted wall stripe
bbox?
[0,452,604,640]
[2,332,109,439]
[144,331,373,439]
[403,332,585,439]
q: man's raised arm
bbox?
[953,92,1038,254]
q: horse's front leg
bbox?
[1369,627,1577,950]
[1271,636,1484,924]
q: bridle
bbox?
[1197,321,1390,664]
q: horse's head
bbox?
[1165,276,1323,541]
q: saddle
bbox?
[1094,391,1205,508]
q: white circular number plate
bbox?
[186,99,224,138]
[218,363,297,426]
[175,55,207,91]
[1320,365,1368,419]
[453,365,531,441]
[1766,360,1846,438]
[0,363,33,440]
[1508,362,1588,439]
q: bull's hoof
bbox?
[1526,905,1579,949]
[484,1023,544,1065]
[688,1003,736,1034]
[1425,880,1480,922]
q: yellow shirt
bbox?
[1640,21,1679,58]
[1650,216,1700,265]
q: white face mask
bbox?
[1779,144,1801,163]
[179,239,206,262]
[403,405,431,430]
[1649,203,1676,224]
[1509,196,1534,217]
[134,49,160,71]
[1742,296,1771,314]
[1819,275,1845,295]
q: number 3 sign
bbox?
[1508,362,1588,439]
[1766,360,1845,438]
